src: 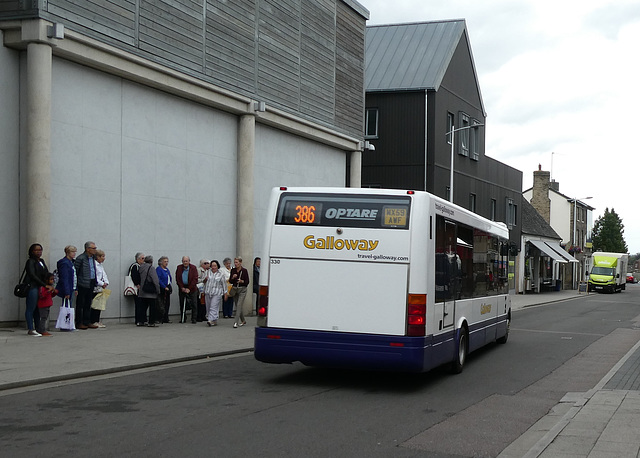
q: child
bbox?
[37,273,58,336]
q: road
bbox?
[2,287,639,457]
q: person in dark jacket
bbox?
[138,255,160,326]
[23,243,52,336]
[230,257,250,329]
[130,252,145,326]
[74,241,98,329]
[253,257,260,315]
[56,245,78,307]
[176,256,198,324]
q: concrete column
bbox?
[350,150,362,188]
[236,114,255,264]
[25,42,53,259]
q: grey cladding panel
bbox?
[139,0,203,69]
[299,0,335,121]
[29,0,366,139]
[0,1,35,14]
[205,0,256,93]
[48,1,135,46]
[257,0,300,107]
[47,0,136,45]
[335,1,364,134]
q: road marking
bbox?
[511,328,606,337]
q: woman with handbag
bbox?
[230,257,250,329]
[196,259,210,322]
[23,243,53,336]
[90,249,109,328]
[130,252,145,326]
[56,245,78,309]
[204,260,228,326]
[138,255,160,326]
[221,257,233,318]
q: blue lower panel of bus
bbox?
[254,327,457,373]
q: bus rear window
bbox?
[276,193,411,229]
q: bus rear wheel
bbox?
[451,326,468,374]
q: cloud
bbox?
[362,0,640,252]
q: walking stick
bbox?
[182,295,186,323]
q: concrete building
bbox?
[0,0,369,324]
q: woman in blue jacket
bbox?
[56,245,78,307]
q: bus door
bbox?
[435,217,457,329]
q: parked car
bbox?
[626,273,636,283]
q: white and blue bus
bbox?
[254,187,511,373]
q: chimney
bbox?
[531,167,551,224]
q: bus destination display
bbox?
[277,194,410,229]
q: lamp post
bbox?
[572,196,592,289]
[446,123,484,202]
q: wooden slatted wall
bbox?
[12,0,366,138]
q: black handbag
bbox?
[14,266,29,298]
[142,268,156,294]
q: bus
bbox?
[254,187,511,373]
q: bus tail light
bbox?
[407,294,426,337]
[258,285,269,317]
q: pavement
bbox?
[1,289,639,457]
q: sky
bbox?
[362,0,640,254]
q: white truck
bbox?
[588,252,629,293]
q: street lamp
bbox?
[446,123,484,202]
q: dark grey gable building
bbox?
[362,20,522,258]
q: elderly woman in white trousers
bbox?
[204,260,227,326]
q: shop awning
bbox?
[528,240,567,263]
[544,242,579,263]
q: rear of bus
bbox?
[254,187,428,372]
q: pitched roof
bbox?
[521,198,562,239]
[365,20,468,92]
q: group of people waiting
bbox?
[22,241,108,336]
[129,254,260,329]
[21,242,261,336]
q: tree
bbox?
[592,208,628,253]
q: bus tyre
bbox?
[497,315,510,344]
[451,326,468,374]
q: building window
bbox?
[445,186,451,201]
[470,119,480,161]
[365,108,378,138]
[459,112,469,157]
[491,199,496,221]
[469,193,476,212]
[506,197,516,228]
[446,112,454,144]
